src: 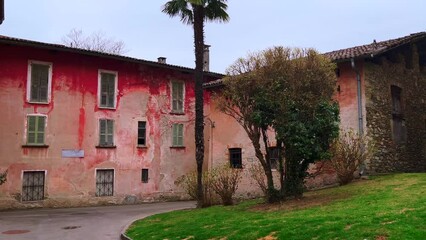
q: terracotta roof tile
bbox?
[323,32,426,61]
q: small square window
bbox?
[171,81,184,113]
[141,169,149,183]
[99,119,114,147]
[229,148,242,168]
[172,123,184,146]
[138,121,146,146]
[27,115,46,145]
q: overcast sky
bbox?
[1,0,425,73]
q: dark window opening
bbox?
[138,121,146,146]
[391,85,406,144]
[391,85,403,116]
[269,147,279,170]
[141,169,149,183]
[96,169,114,197]
[22,171,45,201]
[229,148,242,168]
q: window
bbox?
[96,169,114,197]
[99,71,117,108]
[27,115,46,145]
[229,148,242,168]
[391,85,406,144]
[138,121,146,146]
[172,123,184,146]
[22,171,45,201]
[269,147,279,170]
[99,119,114,147]
[27,61,51,103]
[171,81,184,113]
[141,169,149,183]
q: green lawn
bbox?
[126,174,426,240]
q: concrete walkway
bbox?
[0,201,196,240]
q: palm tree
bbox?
[162,0,229,207]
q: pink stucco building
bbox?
[1,32,425,209]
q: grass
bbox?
[126,174,426,240]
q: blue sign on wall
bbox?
[62,150,84,158]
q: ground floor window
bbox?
[22,171,45,201]
[96,169,114,197]
[269,147,279,170]
[229,148,242,168]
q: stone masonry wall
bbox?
[364,44,426,173]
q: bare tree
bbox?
[61,29,127,55]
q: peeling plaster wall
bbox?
[364,45,426,173]
[0,44,216,209]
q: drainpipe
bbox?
[351,58,366,175]
[351,58,364,136]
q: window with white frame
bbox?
[96,169,114,197]
[22,171,45,201]
[99,119,114,147]
[171,81,184,113]
[27,61,52,103]
[99,71,117,108]
[172,123,184,146]
[26,115,46,145]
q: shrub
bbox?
[210,164,243,205]
[247,162,268,197]
[330,129,374,185]
[0,170,7,185]
[175,170,219,207]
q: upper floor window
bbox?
[391,85,403,115]
[171,81,184,113]
[27,61,52,103]
[99,119,114,147]
[98,70,117,109]
[27,115,46,145]
[172,123,184,147]
[229,148,242,168]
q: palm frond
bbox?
[205,0,229,23]
[162,0,194,25]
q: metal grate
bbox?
[96,169,114,197]
[22,171,45,201]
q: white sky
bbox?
[1,0,425,73]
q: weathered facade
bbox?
[1,32,425,209]
[0,36,222,209]
[326,32,426,173]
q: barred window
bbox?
[229,148,242,168]
[96,169,114,197]
[22,171,45,201]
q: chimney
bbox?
[203,45,210,72]
[157,57,167,64]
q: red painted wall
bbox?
[0,43,218,208]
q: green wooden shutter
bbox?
[30,64,49,102]
[107,119,114,145]
[100,73,115,108]
[99,119,107,145]
[27,116,45,145]
[177,82,183,112]
[27,116,36,144]
[172,123,184,146]
[172,82,184,112]
[177,124,183,146]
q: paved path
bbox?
[0,201,196,240]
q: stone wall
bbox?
[364,44,426,173]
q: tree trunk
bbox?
[283,149,304,199]
[193,5,205,208]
